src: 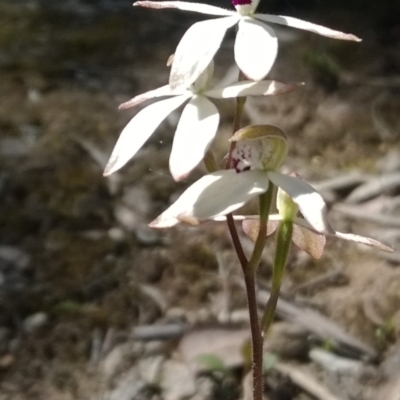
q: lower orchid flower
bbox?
[149,124,393,255]
[149,125,322,229]
[103,62,300,181]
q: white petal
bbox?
[170,16,239,90]
[118,85,183,110]
[255,14,361,41]
[150,170,270,228]
[204,80,303,98]
[333,231,394,253]
[234,18,278,81]
[170,96,219,181]
[134,1,235,16]
[103,95,189,176]
[267,171,334,234]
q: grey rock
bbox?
[23,312,49,334]
[138,355,164,385]
[0,246,30,271]
[100,343,130,381]
[108,367,147,400]
[161,360,196,400]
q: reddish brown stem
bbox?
[225,71,264,400]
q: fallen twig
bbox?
[257,289,377,360]
[273,362,341,400]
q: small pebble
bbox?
[135,224,161,246]
[161,360,196,400]
[23,312,48,334]
[108,227,126,242]
[101,343,130,380]
[139,355,165,384]
[0,246,30,271]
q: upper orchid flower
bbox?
[103,62,300,181]
[134,0,361,90]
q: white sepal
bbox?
[118,85,182,110]
[169,96,219,181]
[134,1,235,16]
[255,14,361,41]
[103,95,189,176]
[150,170,270,228]
[267,171,334,234]
[204,80,302,98]
[170,16,238,90]
[234,18,278,81]
[334,231,393,253]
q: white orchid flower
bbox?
[134,0,361,90]
[149,125,394,254]
[149,125,301,228]
[103,62,300,181]
[241,178,393,259]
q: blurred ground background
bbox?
[0,0,400,399]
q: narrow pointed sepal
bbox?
[294,217,394,253]
[255,14,361,42]
[103,95,189,176]
[118,85,181,110]
[170,16,238,90]
[333,231,394,253]
[204,80,303,99]
[134,1,235,16]
[149,170,270,228]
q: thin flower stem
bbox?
[243,267,264,400]
[225,76,248,267]
[225,70,264,400]
[226,215,249,268]
[262,220,293,336]
[241,185,273,400]
[225,95,246,169]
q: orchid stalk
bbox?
[102,2,395,400]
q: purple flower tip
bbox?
[232,0,252,5]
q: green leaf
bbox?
[195,353,229,373]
